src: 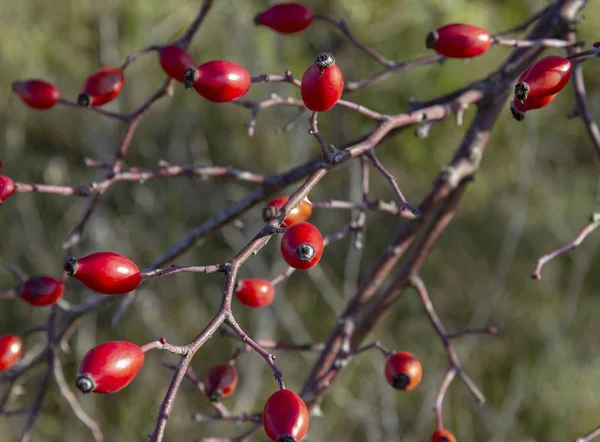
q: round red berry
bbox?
[64,252,142,295]
[235,279,275,308]
[76,341,144,394]
[187,61,251,102]
[78,67,124,107]
[514,56,572,102]
[19,276,64,306]
[280,222,323,270]
[159,45,197,83]
[263,196,313,227]
[300,53,344,112]
[0,334,23,372]
[254,3,314,34]
[431,428,458,442]
[0,176,16,204]
[426,23,492,58]
[203,363,238,401]
[510,93,557,121]
[384,351,422,391]
[263,389,309,442]
[12,79,60,110]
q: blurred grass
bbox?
[1,0,600,441]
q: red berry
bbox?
[263,196,313,227]
[426,23,492,58]
[64,252,141,295]
[12,79,60,110]
[254,3,314,34]
[384,351,422,391]
[0,176,16,204]
[514,56,572,102]
[187,61,251,102]
[510,93,557,121]
[159,45,196,83]
[19,276,64,306]
[300,53,344,112]
[0,334,23,372]
[76,341,144,394]
[78,67,124,107]
[431,428,458,442]
[203,363,238,401]
[235,279,275,308]
[263,389,309,442]
[280,222,323,270]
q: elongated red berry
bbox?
[12,80,60,110]
[510,93,557,121]
[263,196,312,227]
[254,3,313,34]
[0,334,23,372]
[159,45,196,83]
[76,341,144,394]
[426,23,492,58]
[235,279,275,308]
[385,351,422,391]
[64,252,141,295]
[185,61,251,102]
[78,67,124,107]
[280,222,323,270]
[300,53,344,112]
[263,389,309,442]
[203,363,238,401]
[19,276,64,306]
[514,56,572,102]
[431,428,457,442]
[0,176,16,204]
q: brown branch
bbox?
[574,423,600,442]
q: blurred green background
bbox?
[1,0,600,441]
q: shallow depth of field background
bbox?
[1,0,600,441]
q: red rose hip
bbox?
[254,3,314,34]
[0,176,16,204]
[159,45,197,83]
[76,341,144,394]
[263,196,312,226]
[19,276,64,306]
[12,79,60,110]
[78,67,125,107]
[426,23,492,58]
[203,363,238,401]
[300,53,344,112]
[280,222,323,270]
[64,252,142,295]
[0,334,23,372]
[263,389,309,442]
[235,279,275,308]
[431,428,458,442]
[186,61,251,102]
[514,56,572,102]
[385,351,422,391]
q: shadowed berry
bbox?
[254,3,314,34]
[12,79,60,109]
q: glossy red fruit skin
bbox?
[263,389,309,442]
[203,364,238,401]
[191,61,251,102]
[300,53,344,112]
[384,351,423,391]
[76,341,144,394]
[431,428,457,442]
[510,93,557,121]
[159,45,197,82]
[64,252,141,295]
[0,176,16,204]
[12,79,60,110]
[280,222,324,270]
[78,67,124,107]
[264,196,313,227]
[254,3,314,34]
[235,279,275,308]
[19,276,64,306]
[426,23,492,58]
[0,334,23,372]
[514,56,572,102]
